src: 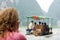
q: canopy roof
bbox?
[26,16,51,20]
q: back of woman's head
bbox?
[4,8,19,32]
[0,8,19,37]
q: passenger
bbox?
[0,8,26,40]
[29,21,34,29]
[26,21,34,34]
[33,22,38,36]
[38,22,44,35]
[33,22,37,30]
[43,22,49,35]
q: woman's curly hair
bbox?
[0,8,19,37]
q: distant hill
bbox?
[47,0,60,26]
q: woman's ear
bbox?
[14,21,20,29]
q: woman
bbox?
[0,7,26,40]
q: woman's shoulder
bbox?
[5,31,26,40]
[12,32,27,40]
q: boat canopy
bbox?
[26,16,51,20]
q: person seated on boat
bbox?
[33,22,38,36]
[26,20,34,34]
[43,22,49,35]
[38,22,44,35]
[33,22,37,31]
